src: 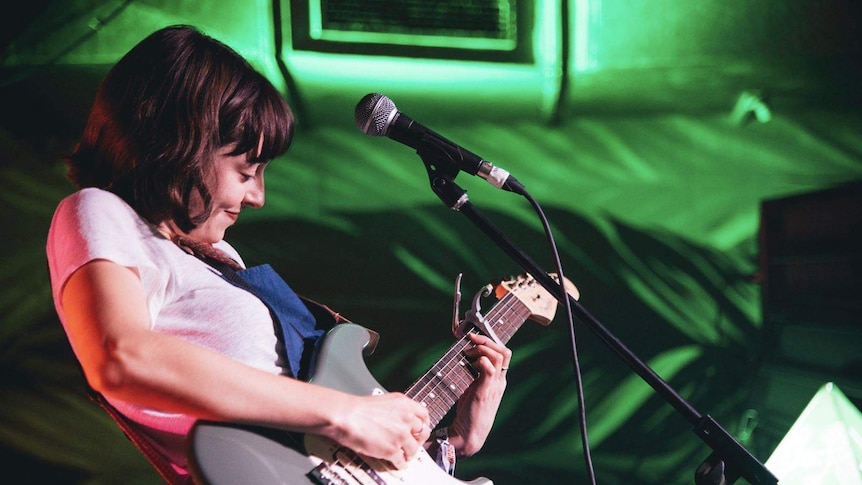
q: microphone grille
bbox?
[355,93,397,136]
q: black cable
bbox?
[523,190,597,485]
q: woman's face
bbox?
[186,144,267,243]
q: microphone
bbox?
[354,93,525,195]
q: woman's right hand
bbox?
[328,392,431,469]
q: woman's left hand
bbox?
[447,332,512,457]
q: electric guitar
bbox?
[188,273,578,485]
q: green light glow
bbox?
[765,383,862,485]
[392,244,452,294]
[307,0,517,51]
[281,50,548,116]
[308,30,517,51]
[531,345,702,447]
[573,0,596,71]
[534,0,563,118]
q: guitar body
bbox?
[189,323,491,485]
[190,273,574,484]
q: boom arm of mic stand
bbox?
[426,174,778,485]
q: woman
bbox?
[46,25,510,483]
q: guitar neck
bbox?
[403,292,530,428]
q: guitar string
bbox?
[414,284,533,415]
[417,291,524,408]
[437,295,529,405]
[406,288,533,425]
[317,281,540,482]
[414,340,470,424]
[406,292,517,415]
[407,336,478,421]
[321,286,537,481]
[331,446,387,485]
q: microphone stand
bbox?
[420,160,778,485]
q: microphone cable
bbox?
[522,189,597,485]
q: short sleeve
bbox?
[46,188,167,325]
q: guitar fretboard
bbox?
[404,291,531,427]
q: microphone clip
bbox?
[416,141,471,211]
[417,136,463,182]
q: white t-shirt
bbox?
[46,188,284,471]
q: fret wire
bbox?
[409,313,510,408]
[406,337,470,402]
[403,288,533,427]
[483,293,529,342]
[426,349,472,422]
[423,355,468,425]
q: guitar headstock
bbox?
[494,273,579,326]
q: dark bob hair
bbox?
[67,25,294,231]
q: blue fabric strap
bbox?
[222,263,324,378]
[171,237,327,379]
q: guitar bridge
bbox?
[308,462,349,485]
[306,447,388,485]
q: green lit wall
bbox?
[2,1,861,484]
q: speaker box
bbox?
[753,181,862,460]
